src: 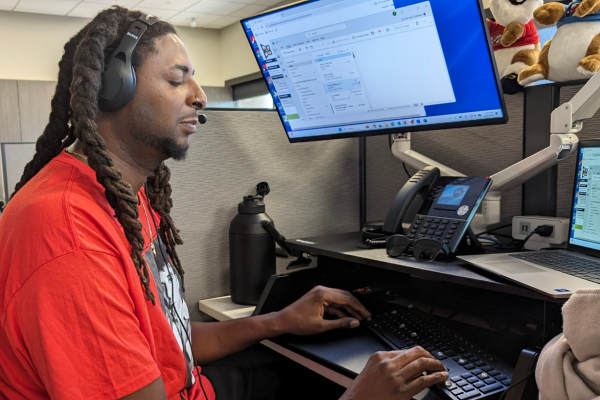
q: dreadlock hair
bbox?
[146,163,185,289]
[11,6,184,305]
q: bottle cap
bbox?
[238,196,265,214]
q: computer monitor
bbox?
[241,0,507,143]
[570,143,600,253]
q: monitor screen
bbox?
[569,146,600,252]
[241,0,507,143]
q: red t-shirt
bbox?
[488,19,539,51]
[0,150,215,400]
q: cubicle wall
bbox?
[366,93,525,224]
[0,80,235,202]
[169,97,527,319]
[556,84,600,218]
[167,109,360,320]
[2,143,35,201]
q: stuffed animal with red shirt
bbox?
[488,0,543,94]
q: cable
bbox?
[478,236,503,245]
[474,223,512,237]
[478,232,513,239]
[365,237,387,248]
[402,162,411,178]
[146,187,210,400]
[521,225,554,251]
[520,230,537,251]
[498,369,536,400]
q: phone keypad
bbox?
[408,215,466,249]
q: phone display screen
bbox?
[437,185,469,206]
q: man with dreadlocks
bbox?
[0,6,448,400]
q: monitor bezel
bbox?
[567,139,600,258]
[241,0,508,143]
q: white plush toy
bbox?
[488,0,544,94]
[519,0,600,85]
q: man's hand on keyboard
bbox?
[275,286,371,336]
[340,346,448,400]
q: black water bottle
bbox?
[229,184,276,305]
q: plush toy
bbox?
[488,0,543,94]
[519,0,600,85]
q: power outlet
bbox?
[519,222,531,235]
[512,216,570,250]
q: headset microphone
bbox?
[198,114,208,124]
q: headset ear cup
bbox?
[100,62,135,112]
[98,68,124,112]
[98,15,159,112]
[118,63,135,111]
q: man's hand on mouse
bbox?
[340,347,448,400]
[274,286,371,336]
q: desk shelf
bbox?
[286,232,562,303]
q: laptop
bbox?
[459,139,600,299]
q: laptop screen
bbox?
[570,146,600,251]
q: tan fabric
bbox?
[536,289,600,400]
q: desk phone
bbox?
[378,167,492,256]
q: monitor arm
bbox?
[390,132,466,177]
[388,69,600,231]
[391,132,577,233]
[391,133,501,232]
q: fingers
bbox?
[314,286,371,319]
[320,317,360,331]
[398,357,446,382]
[366,347,435,371]
[405,371,448,396]
[324,306,348,320]
[342,305,364,320]
[326,303,364,320]
[389,346,435,369]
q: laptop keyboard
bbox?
[510,252,600,284]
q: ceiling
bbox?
[0,0,283,29]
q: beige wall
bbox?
[0,11,88,82]
[219,0,301,82]
[173,25,223,87]
[220,22,260,83]
[0,11,224,87]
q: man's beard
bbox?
[129,112,189,161]
[155,134,188,161]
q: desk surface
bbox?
[198,296,360,389]
[287,232,557,302]
[199,296,440,399]
[197,296,383,379]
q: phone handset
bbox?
[383,166,440,235]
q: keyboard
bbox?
[364,305,513,400]
[510,251,600,284]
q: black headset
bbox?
[97,14,208,124]
[98,14,160,112]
